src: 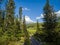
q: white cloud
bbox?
[55,10,60,21]
[22,8,30,11]
[25,16,35,23]
[55,10,60,17]
[36,14,44,20]
[36,10,60,20]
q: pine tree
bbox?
[14,15,21,41]
[0,0,8,45]
[5,0,15,41]
[0,10,3,27]
[43,0,57,32]
[23,16,30,45]
[0,0,5,36]
[19,7,22,22]
[42,0,57,44]
[36,20,40,33]
[0,0,3,36]
[34,20,41,41]
[34,20,40,36]
[19,7,22,30]
[6,0,15,25]
[0,0,3,27]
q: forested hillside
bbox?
[0,0,60,45]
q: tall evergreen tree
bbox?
[43,0,57,31]
[0,0,3,27]
[35,20,40,36]
[0,10,3,27]
[6,0,15,25]
[0,0,5,36]
[0,0,8,45]
[23,16,30,45]
[5,0,15,41]
[34,20,41,42]
[0,2,3,38]
[19,7,22,22]
[42,0,57,44]
[19,7,22,30]
[36,20,40,34]
[14,15,21,41]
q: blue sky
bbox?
[1,0,60,23]
[14,0,60,22]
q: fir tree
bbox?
[19,7,22,30]
[0,0,5,36]
[36,20,40,33]
[14,15,21,41]
[0,0,4,27]
[34,20,41,42]
[42,0,57,44]
[5,0,15,41]
[19,7,22,22]
[0,0,8,45]
[43,0,57,32]
[6,0,15,25]
[23,16,30,45]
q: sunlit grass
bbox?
[20,37,25,45]
[27,29,36,36]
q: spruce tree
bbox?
[19,7,22,22]
[36,20,40,33]
[0,0,8,45]
[35,20,40,36]
[19,7,22,30]
[43,0,57,32]
[0,0,5,36]
[5,0,15,41]
[42,0,57,44]
[34,20,41,41]
[23,16,30,45]
[0,0,3,28]
[6,0,15,24]
[14,15,21,41]
[0,2,3,38]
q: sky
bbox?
[14,0,60,23]
[1,0,60,23]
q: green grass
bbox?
[27,29,36,36]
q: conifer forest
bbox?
[0,0,60,45]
